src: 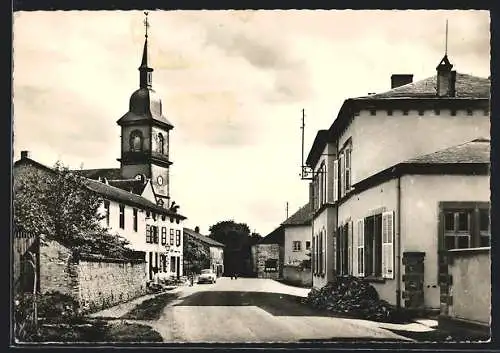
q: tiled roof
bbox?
[404,138,490,165]
[108,179,147,195]
[183,228,225,247]
[257,226,284,245]
[14,157,186,220]
[84,178,186,219]
[74,168,122,180]
[358,73,490,100]
[281,203,313,226]
[305,130,330,167]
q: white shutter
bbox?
[323,230,327,275]
[382,211,395,279]
[357,218,365,277]
[352,222,358,276]
[347,221,353,275]
[333,159,339,202]
[339,154,345,197]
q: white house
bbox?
[306,53,490,312]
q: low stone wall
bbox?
[39,241,147,313]
[253,244,281,280]
[283,265,312,287]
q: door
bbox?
[176,257,181,279]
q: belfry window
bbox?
[157,133,164,154]
[130,130,143,152]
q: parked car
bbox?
[198,269,217,284]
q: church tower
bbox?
[117,12,173,207]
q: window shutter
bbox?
[382,211,395,279]
[333,159,339,202]
[323,230,327,275]
[339,153,345,197]
[348,221,353,275]
[312,236,316,274]
[357,219,364,276]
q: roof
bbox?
[257,226,284,245]
[108,179,147,195]
[14,157,186,220]
[74,168,122,180]
[403,138,490,165]
[183,228,225,248]
[351,138,490,198]
[85,178,186,219]
[305,130,330,167]
[357,73,490,100]
[281,203,313,227]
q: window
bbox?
[333,159,339,202]
[133,209,138,232]
[176,230,181,246]
[306,241,311,250]
[129,130,143,152]
[292,241,302,252]
[336,223,351,275]
[265,259,278,272]
[146,225,152,243]
[162,255,167,272]
[364,214,382,277]
[345,148,351,192]
[312,235,316,274]
[104,201,110,226]
[479,209,491,247]
[441,203,490,249]
[161,227,167,245]
[151,226,159,244]
[157,133,164,154]
[355,211,394,279]
[119,205,125,229]
[170,229,174,245]
[152,213,157,221]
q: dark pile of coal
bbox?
[301,276,401,322]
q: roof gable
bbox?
[183,228,224,247]
[282,203,313,226]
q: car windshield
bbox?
[201,270,212,274]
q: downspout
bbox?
[396,175,402,309]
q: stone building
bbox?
[306,53,490,314]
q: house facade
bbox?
[13,152,187,281]
[283,203,313,266]
[183,227,225,277]
[307,54,490,311]
[252,226,284,279]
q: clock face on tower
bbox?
[157,176,164,186]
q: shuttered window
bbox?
[339,153,345,198]
[146,224,152,243]
[348,221,353,275]
[161,227,167,245]
[312,236,316,274]
[356,219,364,276]
[382,211,395,279]
[322,230,327,275]
[333,159,339,202]
[345,148,351,192]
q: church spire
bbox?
[139,11,153,89]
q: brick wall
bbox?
[254,244,281,280]
[39,240,147,313]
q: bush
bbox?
[37,291,82,322]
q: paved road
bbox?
[149,277,413,343]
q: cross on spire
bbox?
[144,11,150,38]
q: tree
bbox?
[14,161,132,259]
[183,236,210,274]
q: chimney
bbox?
[391,74,413,89]
[20,150,30,159]
[436,55,455,97]
[195,226,200,233]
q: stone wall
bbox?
[39,240,147,313]
[78,258,147,312]
[254,244,281,280]
[283,265,312,287]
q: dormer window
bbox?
[130,130,143,152]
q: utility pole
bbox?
[286,202,289,219]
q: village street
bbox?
[99,278,427,343]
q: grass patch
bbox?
[28,320,162,343]
[121,292,178,320]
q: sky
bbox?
[12,10,490,236]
